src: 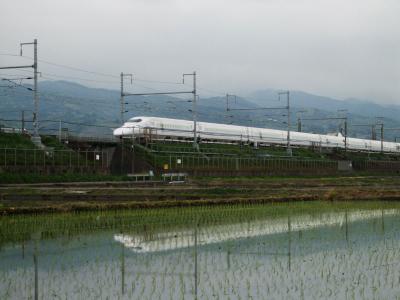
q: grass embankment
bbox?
[137,140,400,173]
[0,173,131,184]
[40,135,70,150]
[0,133,104,168]
[0,132,68,150]
[146,140,400,161]
[135,141,334,172]
[147,140,325,158]
[0,132,35,148]
[1,175,400,214]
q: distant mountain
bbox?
[0,81,399,141]
[249,89,400,121]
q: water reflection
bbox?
[1,204,400,299]
[114,209,398,253]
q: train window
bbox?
[130,118,142,123]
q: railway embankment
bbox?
[1,175,400,214]
[1,132,400,177]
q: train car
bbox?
[113,116,400,153]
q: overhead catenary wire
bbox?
[1,52,192,86]
[3,50,365,141]
[0,53,120,79]
[0,84,124,107]
[1,77,34,91]
[0,118,117,128]
[1,51,262,102]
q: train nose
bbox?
[113,127,125,136]
[113,127,134,136]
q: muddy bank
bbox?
[1,175,400,214]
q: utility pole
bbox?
[120,73,124,123]
[375,117,384,153]
[371,125,376,140]
[183,72,197,148]
[21,110,25,133]
[279,91,291,156]
[59,120,62,142]
[225,94,236,124]
[301,116,348,150]
[20,39,40,141]
[228,92,289,149]
[297,117,301,132]
[33,39,38,138]
[337,109,348,152]
[122,73,196,151]
[344,118,348,152]
[0,39,38,141]
[296,110,307,132]
[371,123,384,152]
[351,123,379,151]
[120,73,133,123]
[287,91,291,155]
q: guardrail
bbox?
[352,160,400,172]
[0,148,110,169]
[153,154,338,172]
[65,135,119,144]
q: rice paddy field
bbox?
[1,201,400,299]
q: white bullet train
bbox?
[113,116,400,153]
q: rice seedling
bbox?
[1,201,400,298]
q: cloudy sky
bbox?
[1,0,399,103]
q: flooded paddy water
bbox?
[1,201,400,299]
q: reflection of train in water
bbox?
[114,209,398,253]
[113,116,400,153]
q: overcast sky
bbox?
[1,0,399,104]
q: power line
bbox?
[196,85,226,97]
[0,78,34,91]
[38,72,119,84]
[0,52,199,87]
[0,110,25,114]
[0,52,119,79]
[133,77,183,85]
[0,81,115,102]
[0,118,117,128]
[0,88,121,110]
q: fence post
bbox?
[4,148,6,167]
[34,149,36,167]
[69,151,72,169]
[14,148,17,167]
